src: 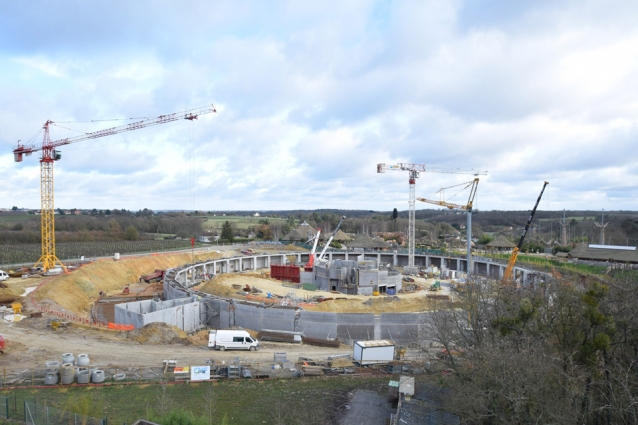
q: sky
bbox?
[1,0,637,213]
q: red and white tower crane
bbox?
[14,104,217,271]
[377,163,487,273]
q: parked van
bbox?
[0,271,8,282]
[208,330,259,351]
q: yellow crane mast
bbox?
[13,105,216,271]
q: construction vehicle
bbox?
[317,216,346,263]
[377,163,486,272]
[140,269,165,283]
[503,181,549,284]
[13,105,216,272]
[304,228,322,270]
[417,178,480,281]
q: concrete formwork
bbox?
[336,313,375,343]
[380,313,420,345]
[299,311,338,340]
[114,297,201,332]
[261,308,296,332]
[139,248,550,343]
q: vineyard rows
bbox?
[0,240,195,267]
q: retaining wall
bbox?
[112,249,549,345]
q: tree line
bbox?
[424,271,638,424]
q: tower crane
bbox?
[502,181,549,285]
[377,163,487,273]
[13,104,217,271]
[417,178,479,281]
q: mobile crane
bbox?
[502,181,549,284]
[317,216,346,263]
[304,229,322,269]
[14,105,217,271]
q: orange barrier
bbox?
[108,322,135,331]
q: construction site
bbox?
[1,107,553,425]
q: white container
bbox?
[114,253,120,260]
[353,340,395,365]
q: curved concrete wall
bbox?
[162,250,548,345]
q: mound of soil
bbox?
[124,322,191,345]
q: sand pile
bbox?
[32,250,223,316]
[188,329,210,346]
[125,322,190,345]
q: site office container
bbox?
[208,330,260,351]
[353,340,395,365]
[270,264,301,283]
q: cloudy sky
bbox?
[1,0,637,212]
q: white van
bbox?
[0,271,8,282]
[208,330,260,351]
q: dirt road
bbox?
[0,318,354,372]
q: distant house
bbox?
[568,243,638,264]
[281,229,305,242]
[295,221,317,241]
[253,212,260,217]
[486,236,516,253]
[347,233,389,251]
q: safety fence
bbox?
[0,396,106,425]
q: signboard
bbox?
[190,365,211,381]
[174,366,189,374]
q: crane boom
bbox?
[14,104,217,271]
[503,181,549,284]
[13,105,216,161]
[318,216,346,262]
[417,178,479,281]
[378,162,486,272]
[304,229,322,269]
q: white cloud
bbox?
[1,0,637,212]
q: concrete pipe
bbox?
[91,370,105,383]
[113,373,126,381]
[45,361,60,369]
[44,372,59,385]
[62,353,75,365]
[60,364,74,385]
[77,369,90,384]
[77,354,90,366]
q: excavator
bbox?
[502,181,549,284]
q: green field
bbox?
[201,215,288,231]
[0,212,33,224]
[1,376,390,425]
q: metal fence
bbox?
[0,396,106,425]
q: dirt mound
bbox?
[188,329,210,346]
[125,322,190,345]
[31,250,223,316]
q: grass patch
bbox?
[2,376,390,425]
[201,215,287,231]
[487,253,608,275]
